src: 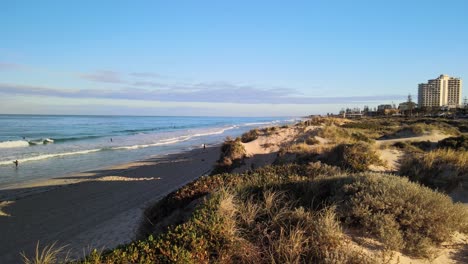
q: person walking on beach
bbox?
[13,160,18,168]
[203,144,206,150]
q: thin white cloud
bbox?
[130,72,165,78]
[0,82,406,104]
[0,62,25,71]
[79,70,125,83]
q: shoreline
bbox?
[0,145,221,262]
[0,143,220,201]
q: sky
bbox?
[0,0,467,116]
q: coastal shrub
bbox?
[381,121,460,140]
[212,137,246,174]
[308,173,468,257]
[318,125,351,143]
[232,189,373,263]
[437,135,468,151]
[323,142,383,172]
[410,140,433,151]
[305,136,319,145]
[261,126,278,136]
[241,129,259,143]
[391,141,424,153]
[350,132,374,143]
[279,143,324,164]
[138,173,241,238]
[399,149,468,192]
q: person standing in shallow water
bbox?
[13,160,18,168]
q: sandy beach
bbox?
[0,145,220,263]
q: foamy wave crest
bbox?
[190,126,237,137]
[112,136,192,150]
[0,149,102,166]
[0,140,30,149]
[241,121,281,126]
[110,126,236,151]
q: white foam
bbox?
[0,140,30,149]
[241,120,282,127]
[190,126,236,137]
[110,126,236,151]
[43,138,54,143]
[0,148,102,166]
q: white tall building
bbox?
[418,74,462,108]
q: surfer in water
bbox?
[13,160,19,168]
[110,138,113,142]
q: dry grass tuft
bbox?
[400,149,468,192]
[323,142,384,172]
[21,241,69,264]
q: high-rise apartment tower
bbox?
[418,74,462,108]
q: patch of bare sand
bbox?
[370,148,404,173]
[370,130,452,173]
[234,126,320,172]
[348,232,468,264]
[376,130,451,146]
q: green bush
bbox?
[323,142,383,172]
[399,149,468,192]
[308,173,468,257]
[437,135,468,151]
[212,137,246,174]
[241,129,259,143]
[305,136,319,145]
[351,132,374,143]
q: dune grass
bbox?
[400,149,468,192]
[437,135,468,151]
[21,242,69,264]
[322,142,384,172]
[240,129,260,143]
[211,137,246,174]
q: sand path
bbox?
[371,131,452,172]
[0,146,220,263]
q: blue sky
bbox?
[0,0,467,116]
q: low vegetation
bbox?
[309,173,468,257]
[400,149,468,192]
[304,136,319,145]
[211,137,246,174]
[76,162,467,263]
[322,142,384,172]
[437,135,468,151]
[241,129,259,143]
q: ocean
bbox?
[0,115,295,187]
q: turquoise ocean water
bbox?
[0,115,295,187]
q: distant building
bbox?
[377,104,398,116]
[418,74,462,108]
[398,102,417,116]
[377,104,393,111]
